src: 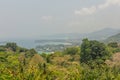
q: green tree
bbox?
[80,38,110,64]
[108,42,118,48]
[0,47,6,52]
[5,42,17,51]
[25,49,37,58]
[64,47,80,55]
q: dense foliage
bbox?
[0,40,120,80]
[108,42,118,48]
[80,38,110,65]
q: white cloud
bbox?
[41,16,53,21]
[75,0,120,16]
[98,0,120,9]
[75,6,96,16]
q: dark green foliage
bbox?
[5,42,17,51]
[80,38,110,64]
[18,47,28,52]
[64,47,80,55]
[113,48,120,53]
[25,49,37,58]
[0,47,6,52]
[43,63,47,74]
[41,53,48,58]
[0,57,7,62]
[40,53,51,63]
[1,42,28,53]
[108,42,118,48]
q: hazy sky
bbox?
[0,0,120,39]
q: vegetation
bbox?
[80,38,110,65]
[108,42,118,48]
[105,33,120,43]
[64,46,80,55]
[0,39,120,80]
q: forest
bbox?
[0,38,120,80]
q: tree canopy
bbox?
[80,38,110,64]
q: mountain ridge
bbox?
[104,33,120,43]
[44,28,120,40]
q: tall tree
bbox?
[80,38,110,64]
[6,43,17,51]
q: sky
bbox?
[0,0,120,39]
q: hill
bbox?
[1,28,119,49]
[86,28,120,40]
[44,28,120,40]
[104,33,120,43]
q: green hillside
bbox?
[105,33,120,43]
[1,39,120,80]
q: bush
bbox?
[64,47,80,55]
[5,43,17,51]
[108,42,118,48]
